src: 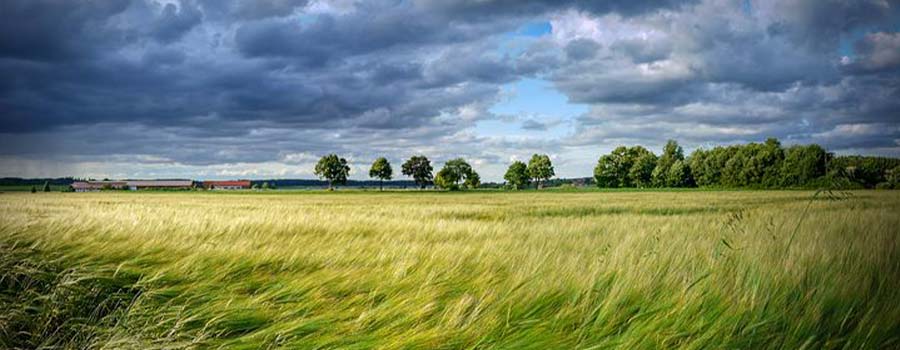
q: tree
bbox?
[435,158,478,190]
[593,146,641,188]
[401,155,433,189]
[527,154,555,189]
[434,168,455,190]
[261,182,271,190]
[627,147,657,188]
[368,157,393,191]
[504,161,530,190]
[885,165,900,189]
[780,144,827,187]
[594,153,619,188]
[30,185,36,193]
[315,154,351,190]
[465,170,480,189]
[666,159,694,187]
[758,138,785,187]
[42,181,51,192]
[652,140,684,187]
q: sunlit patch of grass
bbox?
[1,190,899,348]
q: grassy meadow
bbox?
[1,190,899,349]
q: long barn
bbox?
[202,180,251,190]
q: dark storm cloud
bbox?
[416,0,696,19]
[843,32,900,74]
[152,1,204,43]
[232,3,505,64]
[762,0,899,51]
[0,0,131,61]
[1,0,899,178]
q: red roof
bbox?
[203,180,251,187]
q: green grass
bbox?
[1,190,899,349]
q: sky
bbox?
[1,0,899,181]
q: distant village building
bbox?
[125,180,194,190]
[71,180,195,191]
[71,181,127,192]
[202,180,251,190]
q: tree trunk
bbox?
[537,180,543,190]
[380,179,383,191]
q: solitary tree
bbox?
[315,154,351,190]
[42,181,51,192]
[504,161,530,190]
[527,154,555,189]
[369,157,393,191]
[401,155,433,189]
[30,185,37,193]
[435,158,478,190]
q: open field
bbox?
[1,191,899,349]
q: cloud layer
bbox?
[1,0,898,180]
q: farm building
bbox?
[71,180,195,191]
[125,180,194,190]
[71,181,127,192]
[202,180,251,190]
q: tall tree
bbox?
[435,158,477,191]
[652,140,684,187]
[368,157,393,191]
[780,144,827,187]
[666,159,694,187]
[628,147,657,188]
[401,155,433,189]
[526,154,555,189]
[504,161,530,190]
[314,154,350,190]
[593,146,635,188]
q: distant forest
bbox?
[3,138,899,190]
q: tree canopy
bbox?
[504,161,530,190]
[589,138,900,189]
[401,156,433,189]
[652,140,685,187]
[435,158,479,191]
[368,157,393,191]
[594,146,658,188]
[314,154,351,190]
[527,154,555,189]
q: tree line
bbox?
[593,138,900,189]
[315,138,900,191]
[314,153,554,191]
